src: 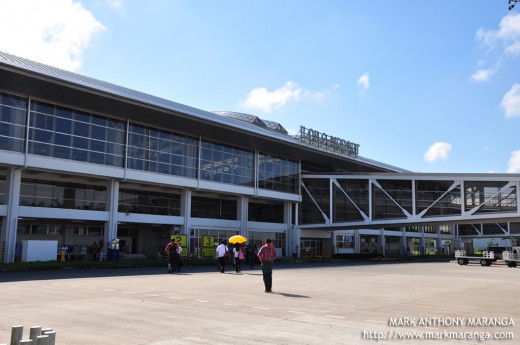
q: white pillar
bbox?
[294,203,300,257]
[380,229,385,257]
[237,196,248,236]
[180,189,192,239]
[1,167,22,263]
[401,228,408,256]
[284,201,292,257]
[354,230,360,253]
[104,179,119,249]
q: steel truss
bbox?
[300,173,520,237]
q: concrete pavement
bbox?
[0,261,518,344]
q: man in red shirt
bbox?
[257,239,278,293]
[165,239,179,274]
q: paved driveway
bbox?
[0,261,518,344]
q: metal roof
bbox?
[212,111,288,135]
[0,50,407,173]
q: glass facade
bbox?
[258,153,299,193]
[0,92,26,152]
[28,100,126,166]
[127,123,198,178]
[0,91,302,193]
[200,141,254,186]
[0,174,5,204]
[191,195,238,220]
[464,181,517,214]
[20,178,107,210]
[300,179,330,224]
[333,179,369,222]
[416,180,461,217]
[248,201,284,223]
[372,180,412,220]
[336,234,354,249]
[118,188,181,216]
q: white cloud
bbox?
[471,68,495,82]
[424,142,452,163]
[473,13,520,80]
[0,0,105,72]
[243,81,326,113]
[476,13,520,52]
[105,0,123,10]
[501,84,520,118]
[507,150,520,173]
[357,73,370,94]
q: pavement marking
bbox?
[145,294,159,297]
[324,315,345,319]
[223,303,239,306]
[103,289,116,292]
[194,299,209,303]
[253,306,270,310]
[287,311,305,314]
[169,296,183,300]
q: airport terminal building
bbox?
[1,51,519,263]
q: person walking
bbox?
[257,239,278,293]
[165,239,179,274]
[233,243,242,273]
[246,242,257,269]
[216,240,228,273]
[176,244,183,272]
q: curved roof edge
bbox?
[0,50,405,173]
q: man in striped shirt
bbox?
[257,239,278,293]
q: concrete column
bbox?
[1,167,22,263]
[294,202,300,257]
[237,196,248,236]
[104,179,119,249]
[284,201,292,257]
[380,228,385,256]
[354,230,360,253]
[401,230,408,256]
[180,189,192,240]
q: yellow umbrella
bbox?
[228,235,247,244]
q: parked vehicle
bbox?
[455,250,496,266]
[502,247,520,268]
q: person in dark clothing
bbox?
[215,240,228,273]
[246,242,257,269]
[233,243,242,273]
[257,239,278,293]
[165,239,180,274]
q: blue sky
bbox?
[1,0,520,174]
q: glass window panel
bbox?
[73,122,89,136]
[55,118,72,134]
[54,133,70,146]
[71,149,88,162]
[90,151,105,164]
[74,111,90,123]
[90,140,105,152]
[73,136,89,150]
[91,126,106,140]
